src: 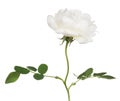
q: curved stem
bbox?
[45,75,57,78]
[64,41,71,101]
[69,79,80,90]
[45,41,71,101]
[45,75,64,82]
[65,41,69,83]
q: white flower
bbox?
[47,9,97,44]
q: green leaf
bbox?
[93,72,107,77]
[84,68,93,77]
[77,68,93,80]
[27,66,37,72]
[38,64,48,74]
[33,73,44,80]
[77,73,85,79]
[100,75,115,79]
[14,66,30,74]
[5,72,20,84]
[93,72,115,79]
[81,76,88,80]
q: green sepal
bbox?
[61,36,74,45]
[33,73,44,80]
[5,72,20,84]
[38,64,48,74]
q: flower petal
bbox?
[47,15,58,30]
[75,36,92,44]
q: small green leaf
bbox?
[38,64,48,74]
[93,72,115,79]
[5,72,20,84]
[81,76,87,80]
[14,66,29,74]
[84,68,93,77]
[33,73,44,80]
[77,73,85,79]
[93,72,107,77]
[77,68,93,80]
[100,75,115,79]
[27,66,37,72]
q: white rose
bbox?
[47,9,97,44]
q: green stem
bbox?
[63,81,71,101]
[65,41,69,83]
[64,41,71,101]
[46,41,71,101]
[69,79,80,90]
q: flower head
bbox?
[47,9,97,44]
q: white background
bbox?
[0,0,120,101]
